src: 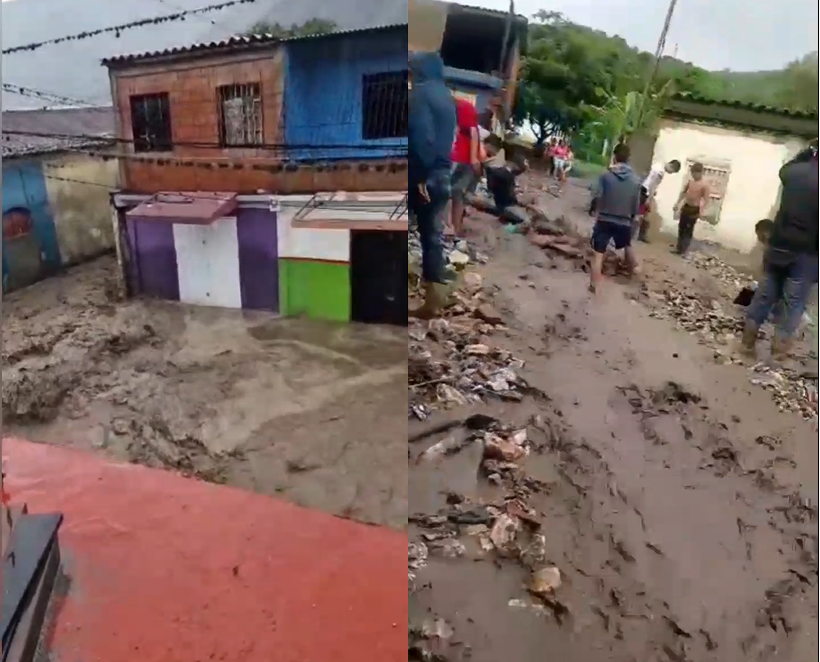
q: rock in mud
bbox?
[489,513,523,557]
[483,432,528,462]
[528,566,562,598]
[474,304,503,325]
[417,435,470,463]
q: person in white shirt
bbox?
[636,159,681,242]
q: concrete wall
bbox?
[284,30,408,162]
[650,119,808,253]
[43,154,119,264]
[2,153,117,292]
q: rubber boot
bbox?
[771,334,794,361]
[740,321,758,357]
[410,282,448,320]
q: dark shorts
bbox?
[591,219,632,253]
[638,186,650,216]
[451,163,478,198]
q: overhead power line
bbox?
[2,130,408,153]
[3,83,106,109]
[2,0,258,54]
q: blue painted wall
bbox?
[444,67,503,116]
[284,28,409,162]
[2,160,61,292]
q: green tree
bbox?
[515,11,621,143]
[244,18,336,39]
[774,53,819,113]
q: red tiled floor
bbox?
[2,438,407,662]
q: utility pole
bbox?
[634,0,680,130]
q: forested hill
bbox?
[711,51,819,110]
[537,12,817,114]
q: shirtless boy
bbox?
[673,162,710,256]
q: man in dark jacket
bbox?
[743,146,819,358]
[588,143,642,293]
[408,51,456,318]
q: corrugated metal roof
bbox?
[2,107,116,159]
[102,23,407,67]
[670,92,818,121]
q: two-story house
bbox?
[409,0,528,135]
[105,25,409,326]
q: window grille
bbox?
[129,93,173,153]
[218,83,263,147]
[361,71,408,141]
[684,160,731,225]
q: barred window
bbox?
[361,71,408,140]
[218,83,263,147]
[130,93,172,153]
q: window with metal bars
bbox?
[217,83,263,147]
[130,93,173,153]
[361,71,408,141]
[684,159,731,225]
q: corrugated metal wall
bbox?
[284,28,408,162]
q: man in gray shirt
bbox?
[588,143,642,294]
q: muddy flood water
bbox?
[2,255,408,529]
[409,177,818,662]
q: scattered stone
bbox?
[483,432,528,462]
[489,513,523,557]
[475,304,503,325]
[528,566,562,598]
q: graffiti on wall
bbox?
[3,206,33,240]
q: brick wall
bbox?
[110,50,406,194]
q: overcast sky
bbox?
[469,0,819,71]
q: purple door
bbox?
[236,207,279,312]
[127,218,180,301]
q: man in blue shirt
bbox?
[408,51,456,319]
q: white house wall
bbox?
[276,205,351,262]
[651,120,808,253]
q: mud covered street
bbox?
[3,256,408,529]
[409,178,818,661]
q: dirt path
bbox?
[3,255,408,529]
[409,179,818,661]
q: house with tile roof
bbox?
[103,24,409,325]
[641,93,818,252]
[1,0,406,110]
[2,107,119,292]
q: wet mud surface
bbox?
[3,256,408,529]
[409,178,818,661]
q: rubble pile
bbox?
[408,231,529,420]
[408,315,527,419]
[644,286,745,343]
[410,414,569,619]
[643,251,818,422]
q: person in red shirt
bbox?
[448,95,481,237]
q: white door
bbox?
[173,217,242,309]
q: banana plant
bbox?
[585,80,674,145]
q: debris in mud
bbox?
[409,541,429,588]
[409,613,466,662]
[638,250,818,423]
[408,314,529,418]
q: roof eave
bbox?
[102,23,408,70]
[665,97,818,138]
